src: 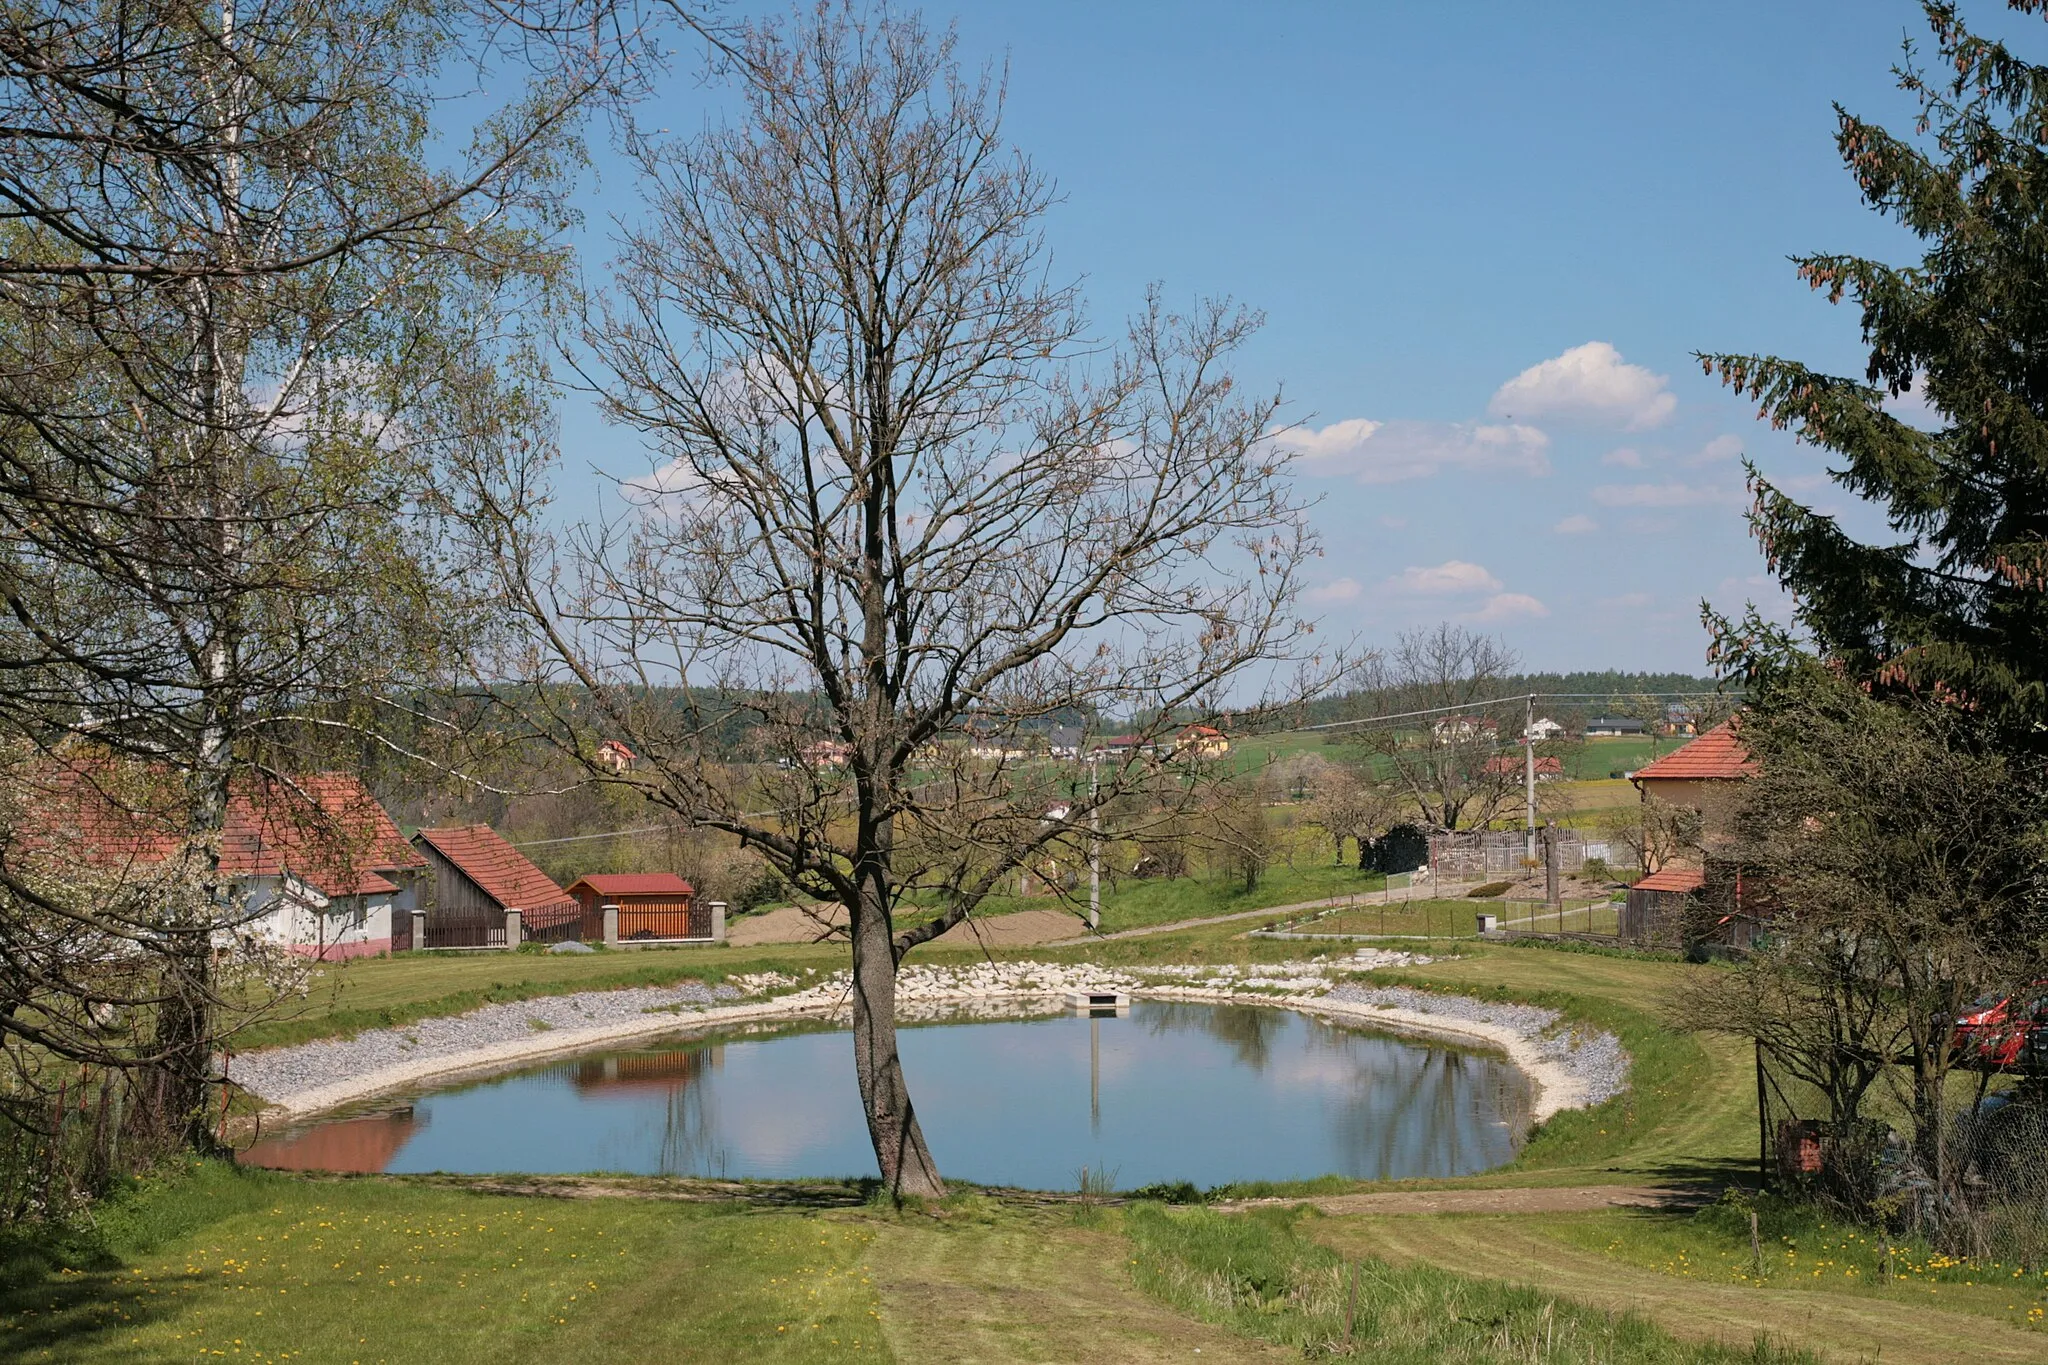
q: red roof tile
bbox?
[1633,866,1707,893]
[1630,722,1753,782]
[25,761,422,898]
[414,825,573,918]
[568,873,695,897]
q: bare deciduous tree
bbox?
[1357,624,1520,831]
[1301,763,1394,865]
[466,8,1338,1197]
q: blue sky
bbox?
[548,0,1991,674]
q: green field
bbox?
[15,917,2046,1362]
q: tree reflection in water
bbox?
[1145,1002,1285,1068]
[1143,1002,1532,1179]
[569,1045,728,1177]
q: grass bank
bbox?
[3,1160,1861,1365]
[0,1161,885,1364]
[1122,1200,1818,1363]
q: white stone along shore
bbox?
[227,950,1629,1127]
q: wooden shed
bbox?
[566,872,703,941]
[411,824,577,946]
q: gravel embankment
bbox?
[1323,982,1631,1108]
[227,979,741,1101]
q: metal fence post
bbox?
[504,907,522,949]
[602,903,619,949]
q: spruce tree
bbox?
[1703,1,2048,743]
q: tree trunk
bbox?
[847,877,944,1200]
[151,941,221,1154]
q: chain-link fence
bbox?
[1756,1046,2048,1268]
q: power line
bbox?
[1287,689,1739,734]
[508,825,671,848]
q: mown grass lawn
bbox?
[6,1161,1945,1365]
[1,1162,885,1364]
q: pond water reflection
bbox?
[245,1002,1533,1189]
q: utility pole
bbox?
[1088,754,1101,931]
[1524,694,1538,862]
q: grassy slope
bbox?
[0,1161,886,1365]
[7,1163,1920,1365]
[1125,1202,1823,1364]
[1312,1211,2047,1364]
[970,859,1388,934]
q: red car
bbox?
[1951,982,2048,1071]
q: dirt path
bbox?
[1314,1212,2046,1365]
[1044,892,1422,946]
[868,1218,1289,1364]
[729,905,1086,949]
[1221,1184,1709,1217]
[732,885,1476,950]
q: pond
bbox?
[245,1001,1534,1189]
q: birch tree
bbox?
[0,0,654,1147]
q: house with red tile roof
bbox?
[24,762,425,958]
[1622,722,1763,948]
[411,825,577,932]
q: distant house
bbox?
[1662,703,1700,736]
[1483,754,1563,781]
[1087,734,1157,760]
[412,824,576,935]
[1624,722,1762,947]
[967,742,1030,760]
[1584,716,1646,736]
[1526,717,1565,741]
[1431,715,1499,741]
[1174,724,1229,759]
[1047,725,1083,760]
[594,739,636,774]
[30,762,424,959]
[800,739,852,769]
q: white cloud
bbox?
[1553,513,1599,535]
[1591,481,1740,508]
[1685,434,1744,465]
[1489,341,1676,429]
[1385,560,1502,596]
[1271,418,1550,484]
[1602,446,1645,468]
[1599,591,1653,609]
[624,456,724,519]
[1306,577,1363,603]
[1471,592,1550,622]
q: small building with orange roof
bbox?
[565,871,710,943]
[412,824,577,937]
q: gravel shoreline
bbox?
[229,952,1628,1127]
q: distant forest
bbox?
[1262,671,1729,734]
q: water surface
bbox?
[247,1002,1532,1189]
